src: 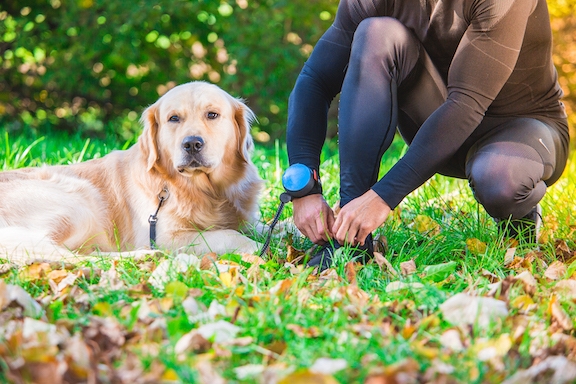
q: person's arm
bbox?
[333,0,539,245]
[372,0,538,209]
[287,0,385,243]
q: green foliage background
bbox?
[1,0,575,143]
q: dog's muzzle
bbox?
[178,135,208,172]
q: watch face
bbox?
[283,164,314,197]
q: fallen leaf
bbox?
[0,279,10,310]
[148,253,201,289]
[365,359,420,384]
[0,263,13,275]
[196,360,226,384]
[200,252,219,270]
[234,364,266,380]
[278,370,339,384]
[555,239,572,262]
[413,214,440,235]
[422,360,456,382]
[5,284,44,318]
[400,260,417,275]
[440,329,465,352]
[47,269,69,284]
[474,334,513,362]
[310,357,348,375]
[63,334,93,381]
[466,238,487,254]
[165,281,189,300]
[373,252,398,276]
[412,340,439,359]
[554,279,576,299]
[504,247,516,266]
[550,296,573,331]
[287,245,306,264]
[174,330,211,354]
[386,281,425,293]
[19,262,52,282]
[269,278,294,295]
[241,253,265,266]
[514,271,537,295]
[545,261,567,280]
[510,295,536,313]
[345,261,360,284]
[98,261,124,290]
[197,320,240,343]
[502,356,576,384]
[219,269,239,288]
[440,293,508,328]
[287,324,322,338]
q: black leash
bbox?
[258,192,292,257]
[148,188,169,249]
[258,164,321,258]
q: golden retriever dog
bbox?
[0,81,263,265]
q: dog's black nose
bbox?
[182,136,204,153]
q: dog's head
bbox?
[139,81,256,182]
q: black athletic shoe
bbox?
[497,204,542,244]
[306,234,374,272]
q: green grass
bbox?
[1,128,575,383]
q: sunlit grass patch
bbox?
[0,131,575,383]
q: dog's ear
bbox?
[139,104,160,171]
[233,98,256,163]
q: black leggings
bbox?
[338,17,569,219]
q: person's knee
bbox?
[468,151,545,219]
[352,17,414,64]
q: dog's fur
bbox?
[0,81,263,264]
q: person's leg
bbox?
[309,18,447,271]
[338,17,446,206]
[465,117,568,242]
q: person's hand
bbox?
[332,189,391,246]
[292,194,335,244]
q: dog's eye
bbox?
[169,115,180,122]
[206,111,219,120]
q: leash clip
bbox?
[149,187,169,249]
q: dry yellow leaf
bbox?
[278,370,339,384]
[161,368,179,381]
[270,278,294,295]
[466,238,487,254]
[511,295,536,312]
[241,253,265,265]
[287,245,306,263]
[474,334,512,361]
[46,269,69,284]
[19,262,52,282]
[402,323,417,339]
[413,214,440,235]
[219,271,236,288]
[412,342,439,359]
